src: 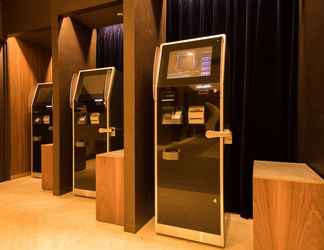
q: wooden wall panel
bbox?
[45,57,53,82]
[3,0,51,35]
[297,0,324,179]
[7,37,52,178]
[124,0,164,232]
[52,17,96,195]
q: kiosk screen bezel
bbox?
[158,37,222,87]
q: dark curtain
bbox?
[167,0,298,218]
[96,24,124,71]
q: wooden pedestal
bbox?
[253,161,324,250]
[96,150,124,226]
[41,144,54,190]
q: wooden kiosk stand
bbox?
[96,150,124,226]
[253,161,324,250]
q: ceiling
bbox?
[70,2,123,29]
[16,28,52,50]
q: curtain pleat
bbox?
[167,0,298,218]
[96,24,123,72]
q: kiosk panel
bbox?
[72,67,123,198]
[154,35,228,247]
[31,83,53,177]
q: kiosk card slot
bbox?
[188,106,205,124]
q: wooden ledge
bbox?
[96,150,124,159]
[253,161,324,184]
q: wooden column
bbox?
[253,161,324,250]
[123,0,164,233]
[52,16,97,195]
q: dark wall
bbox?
[0,3,8,181]
[298,0,324,178]
[0,43,9,182]
[124,0,164,233]
[0,1,3,39]
[3,0,51,35]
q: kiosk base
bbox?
[73,188,96,199]
[156,223,224,247]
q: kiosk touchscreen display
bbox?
[34,85,52,106]
[167,46,212,79]
[80,71,107,96]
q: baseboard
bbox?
[10,172,31,179]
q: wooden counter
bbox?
[96,150,124,226]
[41,144,54,190]
[253,161,324,250]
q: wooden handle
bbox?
[205,129,232,144]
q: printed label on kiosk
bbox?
[154,35,230,247]
[71,67,123,198]
[31,82,53,178]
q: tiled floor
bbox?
[0,177,252,250]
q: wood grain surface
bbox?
[52,17,96,195]
[96,150,124,225]
[123,0,165,233]
[253,162,324,250]
[41,144,54,190]
[7,37,52,179]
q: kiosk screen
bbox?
[34,85,52,106]
[167,46,212,79]
[80,70,108,96]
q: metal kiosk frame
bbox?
[71,67,118,198]
[30,82,53,178]
[153,34,231,247]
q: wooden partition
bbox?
[52,17,96,195]
[298,0,324,178]
[123,0,165,232]
[51,0,165,232]
[7,37,52,179]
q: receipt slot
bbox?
[31,82,53,177]
[71,67,123,198]
[154,35,231,247]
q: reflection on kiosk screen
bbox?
[35,86,52,105]
[81,72,107,96]
[167,46,212,79]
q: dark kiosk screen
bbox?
[167,46,212,79]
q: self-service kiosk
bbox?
[31,82,53,177]
[72,67,123,198]
[154,35,231,247]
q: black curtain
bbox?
[96,24,124,71]
[167,0,298,218]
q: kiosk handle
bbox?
[205,129,233,145]
[98,127,116,137]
